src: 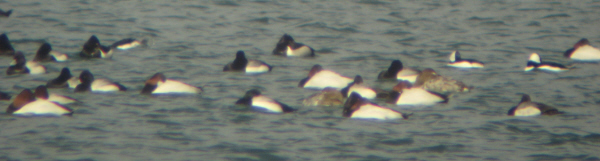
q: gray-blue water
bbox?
[1,0,600,160]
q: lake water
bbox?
[1,0,600,160]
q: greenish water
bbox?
[1,0,600,160]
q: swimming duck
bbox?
[340,75,377,99]
[389,81,448,106]
[448,51,484,68]
[235,89,295,113]
[223,50,272,74]
[564,38,600,61]
[6,52,46,75]
[508,94,563,116]
[0,91,10,100]
[33,43,68,62]
[141,73,202,94]
[79,35,112,58]
[0,33,15,55]
[74,70,127,93]
[524,53,568,72]
[0,9,11,17]
[414,68,470,95]
[6,88,73,116]
[302,87,344,106]
[299,64,353,90]
[272,34,315,57]
[377,60,420,84]
[343,92,409,120]
[34,85,78,105]
[110,38,147,50]
[46,67,80,88]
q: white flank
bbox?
[91,79,120,92]
[116,41,141,50]
[395,88,444,106]
[48,93,77,104]
[348,85,377,100]
[152,79,200,94]
[570,45,600,60]
[537,65,567,72]
[26,61,46,74]
[68,77,81,89]
[351,104,402,120]
[13,100,70,116]
[304,70,353,89]
[245,60,270,73]
[50,51,68,62]
[286,46,312,57]
[514,106,542,116]
[523,66,535,71]
[100,49,113,59]
[448,61,484,68]
[396,68,419,83]
[251,95,283,113]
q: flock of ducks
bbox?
[0,31,313,117]
[232,37,597,120]
[1,8,600,120]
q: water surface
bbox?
[1,0,600,160]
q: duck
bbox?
[340,75,377,99]
[32,43,68,62]
[110,38,147,50]
[46,67,80,88]
[377,60,420,84]
[141,73,202,94]
[272,34,315,57]
[299,64,353,90]
[447,51,484,68]
[508,94,563,116]
[343,92,409,120]
[0,33,15,55]
[74,70,127,92]
[223,50,272,74]
[414,68,470,95]
[524,53,569,72]
[47,67,79,88]
[389,81,448,106]
[302,87,344,106]
[79,35,112,58]
[0,8,11,17]
[6,88,73,116]
[0,91,10,100]
[564,38,600,61]
[6,52,46,75]
[235,89,295,113]
[34,85,78,105]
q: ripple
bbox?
[378,138,414,146]
[210,142,288,161]
[542,13,570,19]
[146,119,182,126]
[71,126,106,132]
[138,27,161,33]
[527,154,592,161]
[407,144,466,153]
[356,0,390,5]
[214,1,240,6]
[230,114,256,124]
[383,29,412,36]
[582,133,600,143]
[156,130,197,141]
[154,107,201,114]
